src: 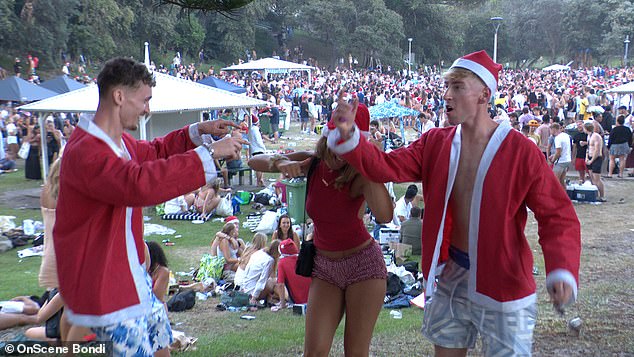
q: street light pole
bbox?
[625,35,631,67]
[490,17,503,63]
[408,38,413,76]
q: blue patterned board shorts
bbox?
[92,273,173,357]
[422,259,536,356]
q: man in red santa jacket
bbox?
[326,51,581,356]
[54,57,246,356]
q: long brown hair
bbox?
[47,158,62,200]
[314,137,358,189]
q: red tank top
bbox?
[305,160,371,251]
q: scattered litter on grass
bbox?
[17,245,44,258]
[144,223,176,236]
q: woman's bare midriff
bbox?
[316,238,373,259]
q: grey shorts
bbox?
[422,260,536,356]
[553,162,569,174]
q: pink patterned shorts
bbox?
[313,240,387,290]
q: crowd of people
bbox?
[0,48,633,357]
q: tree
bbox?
[174,15,205,58]
[300,0,356,67]
[67,0,135,62]
[596,0,634,65]
[157,0,255,13]
[348,0,404,66]
[202,1,269,63]
[129,0,177,58]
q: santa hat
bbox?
[279,238,298,255]
[449,50,502,95]
[251,114,259,125]
[322,103,370,138]
[225,216,239,225]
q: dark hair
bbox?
[405,186,418,199]
[616,115,625,125]
[410,206,422,218]
[275,214,292,240]
[146,241,168,272]
[97,57,155,99]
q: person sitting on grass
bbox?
[212,222,245,282]
[23,291,64,342]
[234,233,268,288]
[271,214,300,250]
[240,240,281,307]
[273,239,312,310]
[146,241,170,304]
[0,296,40,331]
[0,152,17,173]
[192,180,231,219]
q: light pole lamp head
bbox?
[625,35,630,45]
[490,17,503,30]
[408,38,413,43]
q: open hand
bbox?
[331,88,359,139]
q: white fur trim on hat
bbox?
[327,126,361,155]
[450,58,498,95]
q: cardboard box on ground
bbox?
[388,242,412,265]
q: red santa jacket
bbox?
[54,118,216,326]
[328,123,581,312]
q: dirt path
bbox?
[0,188,41,210]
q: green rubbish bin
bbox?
[284,179,308,223]
[278,112,287,134]
[259,114,272,136]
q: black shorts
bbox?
[587,156,603,174]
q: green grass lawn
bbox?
[0,153,426,355]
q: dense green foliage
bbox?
[0,0,632,73]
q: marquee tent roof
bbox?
[606,81,634,94]
[39,75,86,94]
[542,64,571,71]
[197,76,247,94]
[0,76,58,102]
[19,71,268,113]
[222,57,315,73]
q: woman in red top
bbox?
[248,103,393,356]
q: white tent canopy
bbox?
[18,71,268,181]
[606,81,634,94]
[19,71,267,113]
[223,57,315,82]
[542,64,571,71]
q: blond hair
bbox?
[238,233,267,268]
[443,67,487,90]
[314,137,358,189]
[47,158,62,200]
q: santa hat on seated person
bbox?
[225,216,239,226]
[279,238,298,256]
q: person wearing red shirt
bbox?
[248,105,393,356]
[275,239,311,307]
